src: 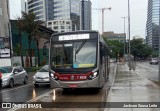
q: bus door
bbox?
[100,42,105,85]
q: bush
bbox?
[24,67,41,72]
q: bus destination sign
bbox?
[59,34,89,41]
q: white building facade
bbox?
[47,19,72,32]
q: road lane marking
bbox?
[7,88,60,111]
[27,88,60,102]
[0,84,33,93]
[137,64,158,71]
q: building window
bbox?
[48,22,52,25]
[53,22,57,25]
[66,22,70,24]
[54,26,58,30]
[66,26,71,29]
[61,26,65,29]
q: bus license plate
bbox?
[69,84,77,88]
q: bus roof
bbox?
[51,30,99,37]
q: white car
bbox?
[1,66,28,88]
[149,58,159,64]
[33,65,49,87]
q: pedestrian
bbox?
[0,72,2,89]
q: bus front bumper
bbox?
[50,76,101,88]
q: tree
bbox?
[16,17,25,67]
[32,20,44,66]
[130,39,153,60]
[21,12,42,67]
[105,39,124,60]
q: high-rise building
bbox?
[0,0,9,38]
[21,0,27,13]
[27,0,81,32]
[51,0,80,32]
[27,0,47,21]
[0,0,10,58]
[146,0,160,51]
[80,0,92,30]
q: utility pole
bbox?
[121,16,127,56]
[93,7,111,34]
[128,0,131,70]
[158,2,160,81]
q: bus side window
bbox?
[100,42,104,64]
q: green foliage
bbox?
[104,38,154,60]
[13,43,20,56]
[130,38,153,59]
[17,12,44,67]
[24,67,41,72]
[105,39,124,58]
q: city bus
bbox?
[49,30,110,89]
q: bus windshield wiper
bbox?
[75,41,86,54]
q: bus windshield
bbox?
[51,40,97,69]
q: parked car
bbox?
[149,58,159,64]
[1,66,28,88]
[33,65,49,87]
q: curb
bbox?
[105,63,118,111]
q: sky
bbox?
[9,0,148,39]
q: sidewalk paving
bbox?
[106,63,160,111]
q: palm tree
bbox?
[16,12,48,67]
[21,12,42,67]
[32,20,44,66]
[16,17,24,67]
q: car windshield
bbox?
[51,40,97,69]
[0,67,12,73]
[39,65,49,72]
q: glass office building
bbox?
[146,0,160,51]
[27,0,46,21]
[80,0,92,30]
[27,0,80,32]
[53,0,80,31]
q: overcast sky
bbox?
[91,0,148,39]
[9,0,148,39]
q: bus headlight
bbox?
[88,71,98,80]
[50,73,59,80]
[51,74,54,77]
[93,72,98,77]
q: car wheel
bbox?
[34,84,39,87]
[23,76,28,84]
[9,79,14,88]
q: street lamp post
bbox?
[158,2,160,81]
[128,0,131,70]
[121,16,127,56]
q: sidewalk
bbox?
[106,63,160,111]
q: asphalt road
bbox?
[0,72,52,102]
[134,61,159,81]
[0,63,117,111]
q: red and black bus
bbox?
[49,30,110,89]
